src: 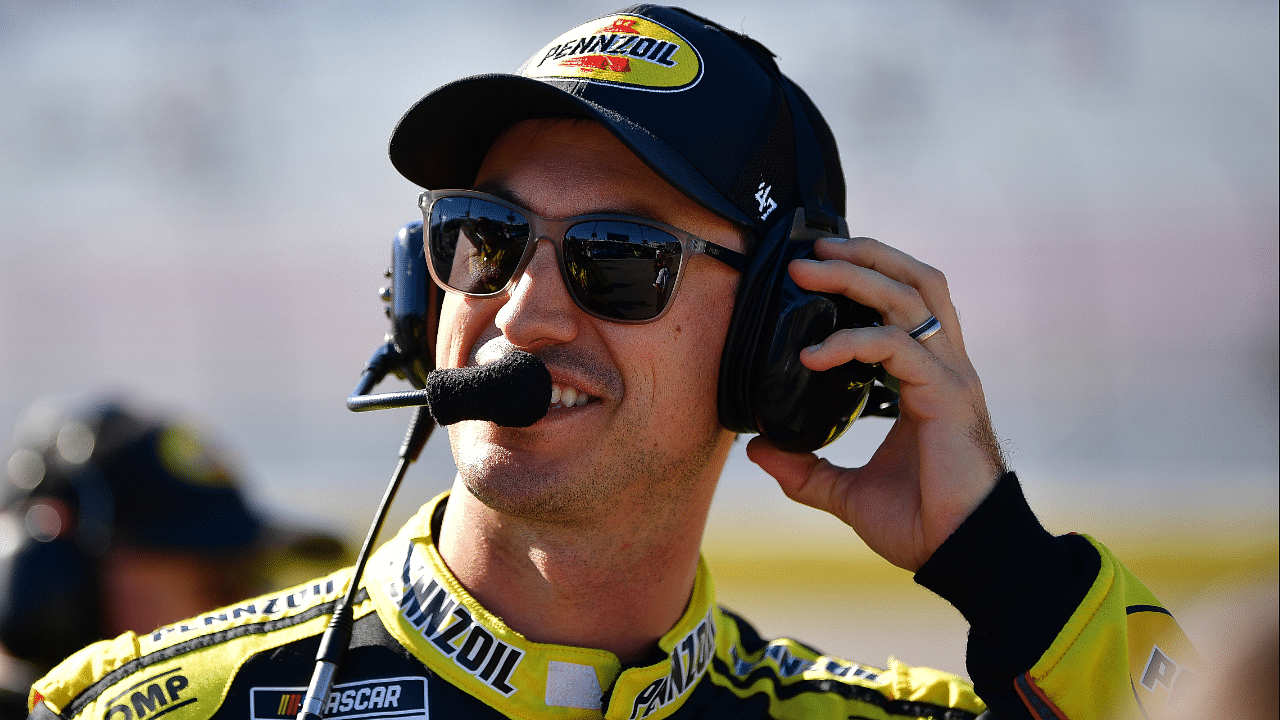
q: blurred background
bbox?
[1,0,1275,677]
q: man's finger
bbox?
[811,237,968,355]
[788,258,932,332]
[745,436,853,520]
[800,324,948,385]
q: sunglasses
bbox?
[420,190,749,324]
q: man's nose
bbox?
[495,238,581,350]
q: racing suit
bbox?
[26,473,1201,719]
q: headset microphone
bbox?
[348,343,552,425]
[347,345,552,428]
[425,353,551,427]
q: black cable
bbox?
[296,407,433,720]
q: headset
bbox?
[717,208,892,452]
[345,221,443,413]
[369,217,895,453]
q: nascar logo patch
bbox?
[250,677,427,719]
[522,14,702,92]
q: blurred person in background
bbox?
[0,395,347,717]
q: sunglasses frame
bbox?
[419,189,749,324]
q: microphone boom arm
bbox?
[346,342,433,412]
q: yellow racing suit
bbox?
[26,474,1201,719]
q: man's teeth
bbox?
[551,383,590,408]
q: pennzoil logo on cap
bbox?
[522,14,702,92]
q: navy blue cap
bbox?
[92,413,263,552]
[2,398,341,557]
[389,4,845,234]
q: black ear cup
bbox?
[718,215,791,434]
[718,209,883,452]
[386,221,443,388]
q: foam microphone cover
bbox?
[424,351,552,427]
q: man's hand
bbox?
[746,236,1006,572]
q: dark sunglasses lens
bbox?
[428,197,529,294]
[563,221,683,321]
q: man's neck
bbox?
[436,481,716,665]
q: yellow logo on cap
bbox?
[521,14,702,92]
[158,424,234,487]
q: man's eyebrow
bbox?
[472,180,524,206]
[471,180,667,224]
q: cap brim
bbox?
[388,74,755,227]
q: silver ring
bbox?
[908,315,942,342]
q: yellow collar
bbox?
[364,492,719,720]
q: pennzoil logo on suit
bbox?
[628,610,716,719]
[384,541,526,698]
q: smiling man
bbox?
[434,118,747,665]
[27,6,1201,720]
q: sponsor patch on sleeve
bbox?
[1127,606,1205,719]
[521,14,702,92]
[102,668,196,720]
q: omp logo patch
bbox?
[250,677,427,719]
[522,14,702,92]
[103,668,194,719]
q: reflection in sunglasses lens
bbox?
[431,198,529,294]
[565,222,681,321]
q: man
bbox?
[0,396,345,718]
[26,6,1201,720]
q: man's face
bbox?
[436,119,743,525]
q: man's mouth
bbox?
[550,382,595,409]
